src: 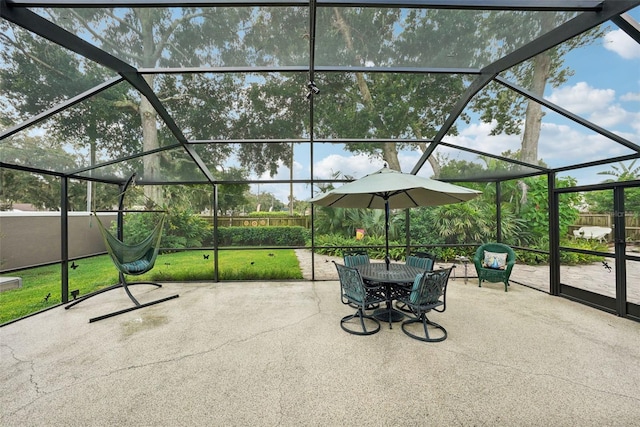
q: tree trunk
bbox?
[414,126,441,178]
[521,15,553,166]
[382,144,401,171]
[520,52,551,165]
[140,76,163,205]
[139,10,163,205]
[333,8,402,172]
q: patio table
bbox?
[356,263,425,328]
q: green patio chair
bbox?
[405,251,436,270]
[396,251,437,312]
[396,266,454,342]
[473,243,516,292]
[334,262,386,336]
[343,250,370,267]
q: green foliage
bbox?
[406,201,526,246]
[429,201,496,244]
[313,206,401,240]
[560,238,606,265]
[597,160,640,182]
[0,154,122,211]
[582,190,613,214]
[311,232,475,263]
[514,250,549,265]
[121,209,211,249]
[514,176,580,243]
[513,237,605,265]
[583,161,640,214]
[215,168,250,214]
[216,226,309,247]
[310,234,354,257]
[311,234,405,261]
[437,247,459,262]
[470,22,603,141]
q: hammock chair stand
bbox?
[65,174,179,322]
[66,274,179,323]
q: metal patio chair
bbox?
[396,266,454,342]
[334,262,386,336]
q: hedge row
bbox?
[215,226,309,246]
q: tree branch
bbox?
[113,99,139,113]
[0,33,67,79]
[152,11,207,64]
[67,9,141,63]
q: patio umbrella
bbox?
[309,165,482,269]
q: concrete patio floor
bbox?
[2,271,640,426]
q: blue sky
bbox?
[257,9,640,204]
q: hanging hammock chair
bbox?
[65,174,179,322]
[96,213,165,276]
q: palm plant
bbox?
[430,201,494,244]
[597,160,639,182]
[585,161,640,214]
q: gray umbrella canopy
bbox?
[309,166,482,268]
[309,166,482,209]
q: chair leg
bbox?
[65,281,161,310]
[401,314,447,342]
[395,301,413,313]
[65,273,179,323]
[89,294,179,323]
[340,308,381,336]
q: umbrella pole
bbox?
[385,198,390,270]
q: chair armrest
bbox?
[363,282,385,292]
[504,259,515,276]
[473,255,483,270]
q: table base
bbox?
[373,307,405,325]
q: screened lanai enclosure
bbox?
[1,0,639,323]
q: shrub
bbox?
[559,238,606,265]
[216,226,309,246]
[513,237,605,265]
[310,233,405,261]
[122,208,211,249]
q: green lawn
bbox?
[0,249,303,324]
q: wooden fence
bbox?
[202,215,310,228]
[570,213,640,243]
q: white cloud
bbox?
[249,153,384,204]
[588,104,632,128]
[537,122,635,169]
[428,118,634,175]
[397,152,430,176]
[446,120,522,157]
[604,29,640,60]
[621,92,640,102]
[547,82,615,115]
[546,82,640,140]
[313,153,384,180]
